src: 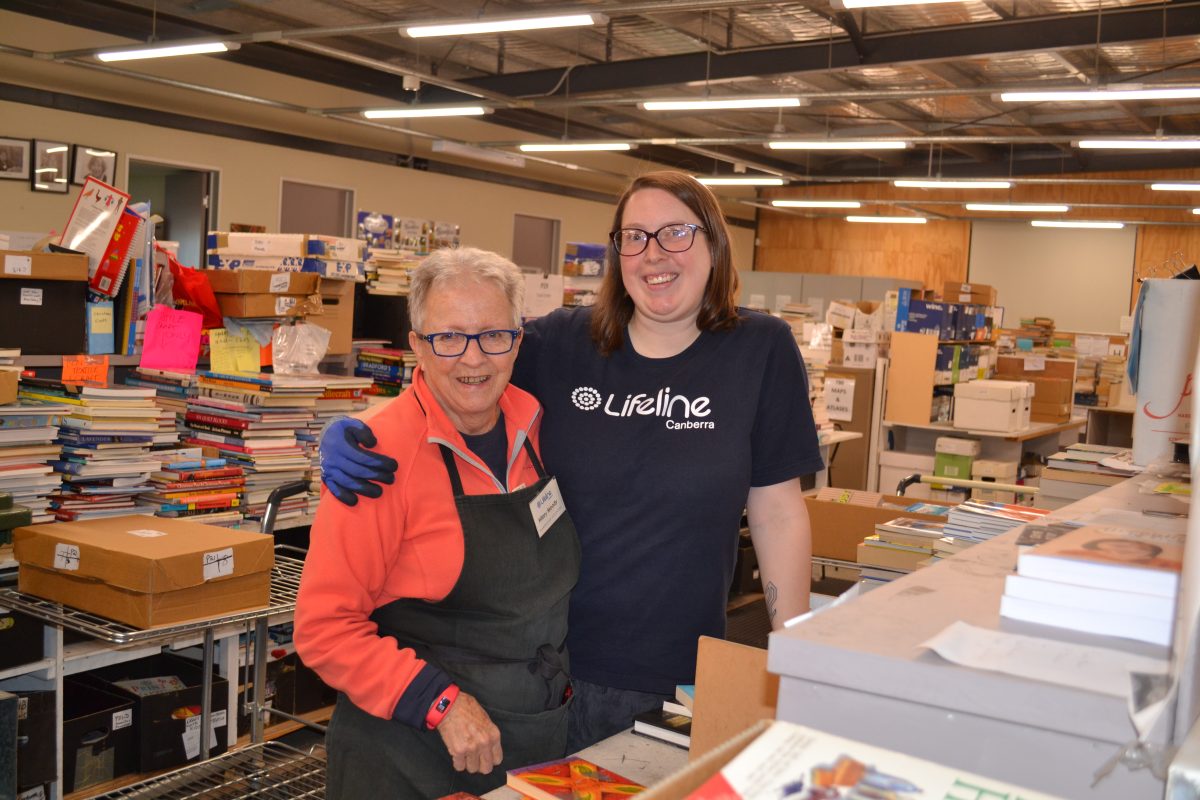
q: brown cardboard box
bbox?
[14,515,274,628]
[942,281,997,306]
[994,368,1073,423]
[311,278,355,355]
[1,251,89,282]
[690,637,777,759]
[641,720,771,799]
[215,292,322,318]
[0,369,16,405]
[804,495,947,562]
[205,270,320,295]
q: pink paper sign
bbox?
[140,305,203,372]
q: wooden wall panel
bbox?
[755,166,1200,298]
[756,216,970,290]
[1131,226,1200,311]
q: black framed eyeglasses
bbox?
[414,329,522,357]
[611,223,706,256]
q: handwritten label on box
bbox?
[19,288,42,306]
[269,273,290,293]
[3,255,31,276]
[1023,355,1046,372]
[62,354,109,384]
[54,543,80,571]
[112,709,132,730]
[203,547,234,581]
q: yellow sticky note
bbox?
[90,304,114,334]
[230,330,260,373]
[208,328,237,374]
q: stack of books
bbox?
[856,517,947,582]
[136,455,246,526]
[632,684,694,749]
[943,499,1050,543]
[355,348,415,396]
[123,367,199,430]
[0,401,69,523]
[365,248,420,295]
[183,372,321,524]
[1038,443,1138,509]
[304,374,373,484]
[1001,524,1182,646]
[21,380,162,522]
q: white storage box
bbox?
[953,379,1032,432]
[935,436,981,457]
[971,458,1021,503]
[825,301,856,330]
[878,451,936,499]
[842,341,878,368]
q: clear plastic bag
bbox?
[272,321,330,375]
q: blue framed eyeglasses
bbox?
[414,329,522,357]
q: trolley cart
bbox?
[894,472,1041,499]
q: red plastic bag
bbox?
[166,254,223,330]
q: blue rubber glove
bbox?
[319,417,399,506]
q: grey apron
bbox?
[325,436,581,799]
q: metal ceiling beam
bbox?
[424,0,1200,100]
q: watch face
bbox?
[437,697,451,712]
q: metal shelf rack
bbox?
[85,742,325,799]
[0,546,313,797]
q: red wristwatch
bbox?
[425,684,460,729]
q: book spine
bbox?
[185,412,252,431]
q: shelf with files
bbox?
[0,546,306,800]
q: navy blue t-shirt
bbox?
[512,307,824,694]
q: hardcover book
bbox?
[632,708,691,749]
[507,757,643,800]
[1017,524,1184,598]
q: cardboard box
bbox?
[935,436,981,457]
[953,379,1033,432]
[207,232,306,257]
[301,257,366,280]
[311,278,355,355]
[16,691,55,790]
[943,281,998,306]
[306,235,363,260]
[215,292,321,319]
[1,251,89,281]
[804,495,947,562]
[80,652,229,772]
[0,251,89,355]
[842,341,877,369]
[825,300,857,330]
[204,269,320,295]
[691,637,777,759]
[63,678,137,793]
[562,242,607,277]
[852,301,881,330]
[14,515,274,629]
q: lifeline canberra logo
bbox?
[570,386,715,430]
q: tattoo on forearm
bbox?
[765,581,778,621]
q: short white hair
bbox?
[408,247,525,332]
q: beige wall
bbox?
[0,99,756,270]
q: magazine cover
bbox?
[508,757,643,800]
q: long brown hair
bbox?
[590,171,741,355]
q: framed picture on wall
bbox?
[72,144,117,186]
[0,137,30,181]
[31,139,70,193]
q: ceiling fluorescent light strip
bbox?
[1001,87,1200,102]
[846,215,927,224]
[841,0,964,7]
[768,141,909,150]
[363,106,487,119]
[965,203,1070,213]
[642,98,803,111]
[1150,183,1200,191]
[1031,220,1125,229]
[405,14,599,38]
[519,142,632,152]
[894,179,1011,189]
[697,177,786,186]
[1194,208,1200,215]
[97,41,233,62]
[1077,139,1200,150]
[772,200,862,208]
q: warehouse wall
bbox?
[0,99,757,271]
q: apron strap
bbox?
[437,444,466,496]
[522,436,548,479]
[416,640,569,711]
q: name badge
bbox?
[529,478,567,538]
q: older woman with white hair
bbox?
[295,247,580,799]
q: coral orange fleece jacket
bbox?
[294,368,544,727]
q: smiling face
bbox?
[409,277,521,435]
[619,188,713,330]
